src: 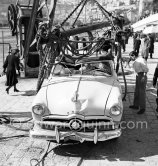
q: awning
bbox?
[143,25,158,34]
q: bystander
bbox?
[134,34,141,55]
[149,34,155,59]
[141,34,150,61]
[3,49,20,94]
[129,54,149,114]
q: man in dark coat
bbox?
[133,32,138,50]
[3,49,20,94]
[134,34,141,55]
[149,34,155,58]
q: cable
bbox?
[0,134,29,140]
[12,118,33,123]
[0,115,33,132]
[0,115,32,124]
[30,141,52,166]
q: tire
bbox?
[8,4,17,36]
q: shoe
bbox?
[14,89,19,92]
[129,105,139,109]
[6,88,9,94]
[137,109,145,114]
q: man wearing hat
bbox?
[3,48,20,94]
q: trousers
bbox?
[133,73,147,109]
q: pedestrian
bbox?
[121,35,126,52]
[141,34,150,61]
[129,54,149,114]
[133,32,138,50]
[134,34,141,55]
[153,63,158,113]
[81,37,87,54]
[148,34,155,59]
[73,35,79,54]
[3,49,20,94]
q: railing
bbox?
[0,42,11,63]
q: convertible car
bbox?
[30,56,123,144]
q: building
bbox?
[138,0,153,18]
[153,0,158,13]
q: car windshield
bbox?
[52,61,112,77]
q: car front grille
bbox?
[40,118,114,132]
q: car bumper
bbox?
[30,127,121,144]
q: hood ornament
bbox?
[71,77,88,114]
[71,77,82,102]
[71,91,79,102]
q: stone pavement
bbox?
[0,39,158,166]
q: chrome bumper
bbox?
[30,127,121,144]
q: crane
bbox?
[7,0,128,99]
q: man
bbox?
[141,34,150,61]
[129,54,149,114]
[133,32,138,50]
[153,63,158,113]
[134,34,141,55]
[149,34,155,59]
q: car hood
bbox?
[46,76,114,116]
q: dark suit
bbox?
[3,53,20,86]
[149,36,154,58]
[134,38,141,55]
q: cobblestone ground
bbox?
[0,38,158,166]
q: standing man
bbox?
[153,63,158,114]
[129,54,149,114]
[149,34,155,59]
[141,34,150,61]
[133,32,138,50]
[134,34,141,55]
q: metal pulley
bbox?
[8,4,17,36]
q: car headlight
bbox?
[32,105,45,115]
[110,105,122,116]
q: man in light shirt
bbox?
[129,54,149,114]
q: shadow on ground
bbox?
[21,90,36,96]
[52,132,157,163]
[10,90,36,96]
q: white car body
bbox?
[30,57,123,144]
